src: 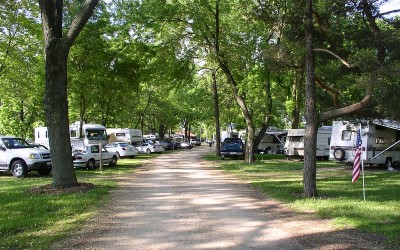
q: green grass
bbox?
[0,154,153,250]
[209,154,400,247]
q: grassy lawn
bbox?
[0,154,156,250]
[205,153,400,247]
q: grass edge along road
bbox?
[204,153,400,248]
[0,154,155,250]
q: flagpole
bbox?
[360,124,366,202]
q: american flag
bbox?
[352,129,362,183]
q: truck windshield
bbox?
[1,138,31,149]
[86,130,107,140]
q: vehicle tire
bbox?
[221,155,225,160]
[116,152,121,160]
[11,160,28,178]
[37,170,51,176]
[333,148,345,161]
[109,156,118,166]
[146,148,151,154]
[87,159,95,170]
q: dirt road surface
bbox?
[51,145,390,250]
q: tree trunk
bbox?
[303,0,318,197]
[211,69,221,156]
[44,43,78,188]
[39,0,99,188]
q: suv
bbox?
[0,136,52,177]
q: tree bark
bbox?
[211,69,221,156]
[39,0,99,188]
[303,0,318,197]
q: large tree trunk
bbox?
[211,69,221,156]
[39,0,99,188]
[303,0,318,197]
[44,43,78,188]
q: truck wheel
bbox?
[11,160,28,178]
[333,148,345,161]
[37,170,51,176]
[87,159,95,170]
[110,156,118,166]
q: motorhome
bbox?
[34,122,108,149]
[106,128,143,145]
[284,126,332,159]
[256,128,287,154]
[329,120,400,170]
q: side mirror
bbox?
[0,146,6,151]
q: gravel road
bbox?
[51,145,391,250]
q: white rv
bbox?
[329,120,400,170]
[284,126,332,159]
[106,128,143,145]
[34,122,108,149]
[256,128,287,154]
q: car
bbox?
[190,139,201,146]
[158,140,179,150]
[105,142,138,159]
[72,144,118,169]
[179,141,193,149]
[136,143,164,154]
[0,136,52,177]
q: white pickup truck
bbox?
[0,136,52,177]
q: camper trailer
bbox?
[256,128,287,154]
[35,122,108,149]
[284,126,332,159]
[106,128,143,145]
[329,120,400,170]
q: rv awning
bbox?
[265,131,287,135]
[372,120,400,131]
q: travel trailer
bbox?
[106,128,143,145]
[329,120,400,170]
[284,126,332,159]
[34,122,108,149]
[256,128,287,154]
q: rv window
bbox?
[375,125,385,130]
[376,137,385,144]
[290,136,302,142]
[70,129,77,138]
[116,133,126,137]
[37,131,40,139]
[341,130,352,141]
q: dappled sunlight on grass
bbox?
[206,154,400,242]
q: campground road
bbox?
[51,145,388,250]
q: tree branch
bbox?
[313,48,353,68]
[65,0,99,47]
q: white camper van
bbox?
[106,128,143,145]
[284,126,332,159]
[256,128,287,154]
[329,120,400,170]
[35,122,108,149]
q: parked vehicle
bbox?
[220,137,245,160]
[136,143,164,154]
[284,126,332,160]
[158,140,178,150]
[35,121,108,150]
[0,136,52,177]
[179,141,193,149]
[72,144,117,169]
[105,142,138,159]
[106,128,143,146]
[256,128,287,154]
[190,139,201,146]
[330,120,400,170]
